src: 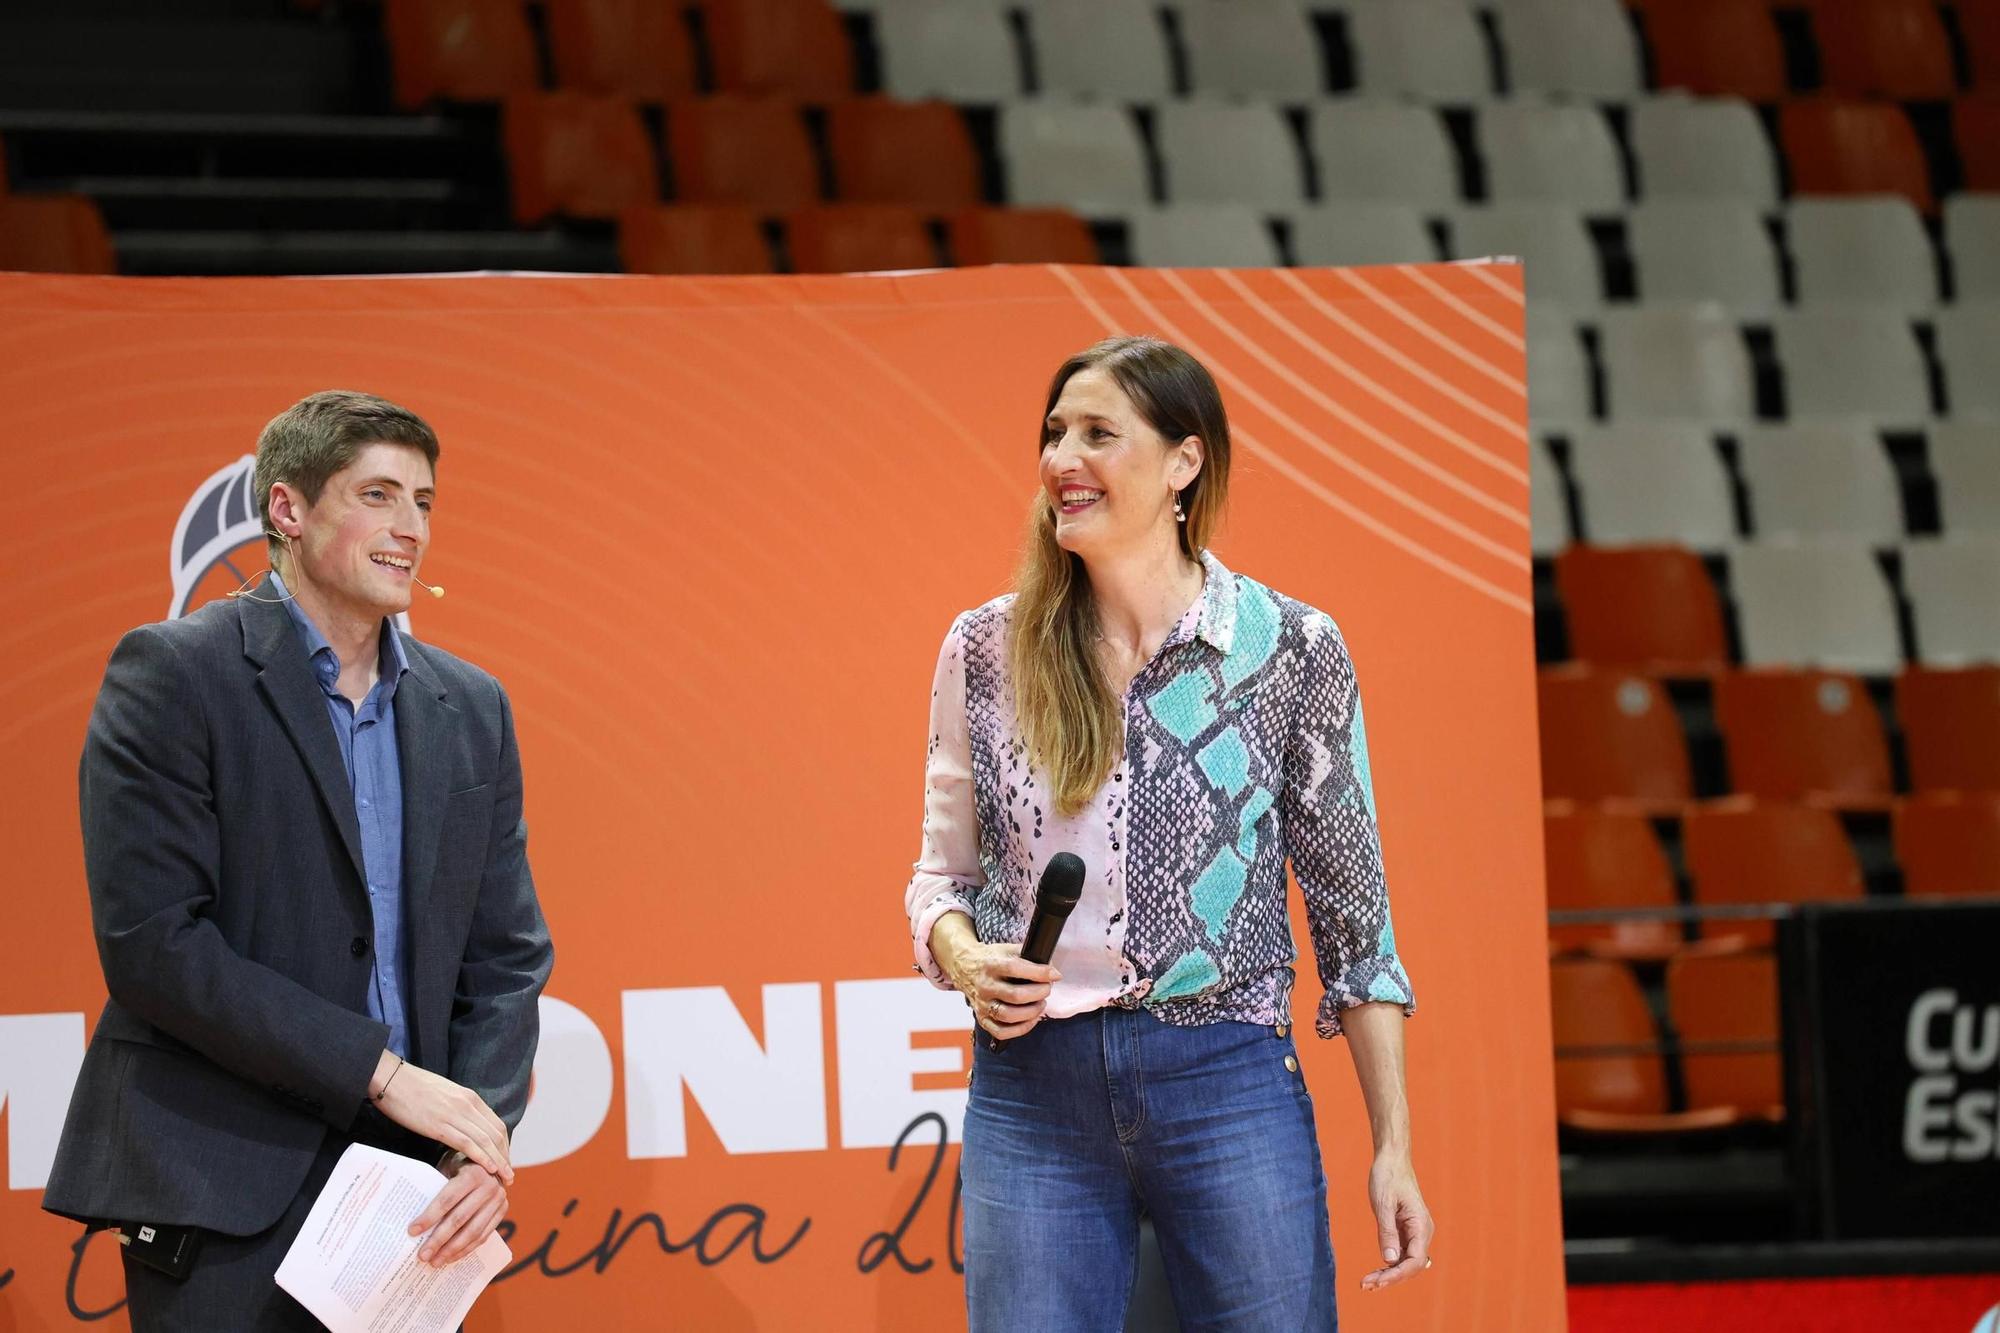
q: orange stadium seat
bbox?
[1713,668,1892,806]
[1780,99,1933,213]
[1544,803,1685,960]
[1809,0,1956,99]
[1669,949,1784,1120]
[504,93,660,225]
[666,99,821,209]
[700,0,854,99]
[1963,0,2000,88]
[1550,958,1736,1131]
[785,204,937,272]
[1555,545,1730,675]
[825,99,980,211]
[1898,665,2000,792]
[1642,0,1788,101]
[947,208,1098,265]
[1683,797,1863,945]
[1896,792,2000,898]
[620,204,773,273]
[1538,667,1693,811]
[1956,98,2000,191]
[546,0,698,100]
[0,196,115,273]
[383,0,539,108]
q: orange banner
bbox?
[0,261,1559,1331]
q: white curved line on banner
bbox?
[1398,263,1527,351]
[1332,268,1528,397]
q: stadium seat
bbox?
[1728,540,1903,673]
[666,99,820,209]
[1545,803,1684,960]
[1640,0,1787,102]
[826,99,980,211]
[1530,435,1572,555]
[1944,195,2000,301]
[785,204,938,272]
[1346,0,1495,101]
[1179,0,1322,101]
[1478,102,1626,211]
[504,93,659,225]
[1449,204,1601,311]
[700,0,854,99]
[947,207,1097,265]
[1125,205,1281,267]
[1786,195,1939,315]
[1289,204,1438,265]
[1958,98,2000,191]
[1713,668,1893,803]
[1930,419,2000,536]
[1896,792,2000,897]
[1526,307,1593,431]
[1567,424,1738,551]
[1735,421,1904,544]
[1555,544,1730,673]
[1780,99,1933,213]
[0,195,114,274]
[1668,949,1784,1119]
[1308,102,1460,210]
[619,204,773,274]
[1538,666,1694,809]
[546,0,698,100]
[1630,95,1780,206]
[1551,958,1735,1130]
[384,0,539,108]
[1627,199,1780,319]
[1683,798,1864,944]
[1597,304,1755,424]
[1155,101,1306,209]
[1964,0,2000,89]
[875,1,1021,101]
[998,100,1152,213]
[1899,665,2000,791]
[1493,0,1643,99]
[1026,0,1173,101]
[1771,305,1932,430]
[1937,306,2000,417]
[1903,538,2000,665]
[1809,0,1956,100]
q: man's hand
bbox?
[407,1153,509,1267]
[371,1053,514,1184]
[1359,1149,1434,1291]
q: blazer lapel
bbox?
[396,647,455,1067]
[241,592,367,889]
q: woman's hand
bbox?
[931,916,1060,1039]
[1358,1148,1434,1291]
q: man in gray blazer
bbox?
[43,390,555,1329]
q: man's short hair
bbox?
[254,390,440,557]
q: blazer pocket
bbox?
[447,781,491,797]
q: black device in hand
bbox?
[1017,852,1085,971]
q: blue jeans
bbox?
[961,1006,1338,1332]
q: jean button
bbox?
[1275,1024,1289,1038]
[1284,1055,1299,1072]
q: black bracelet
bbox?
[372,1054,404,1102]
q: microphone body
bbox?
[1018,852,1085,968]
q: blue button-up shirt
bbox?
[270,572,412,1058]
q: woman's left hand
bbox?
[1359,1149,1433,1291]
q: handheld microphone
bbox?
[1018,852,1085,970]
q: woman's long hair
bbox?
[1008,336,1232,816]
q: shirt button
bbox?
[359,797,371,809]
[1284,1055,1299,1072]
[350,937,369,957]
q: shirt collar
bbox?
[267,570,410,696]
[1190,549,1238,655]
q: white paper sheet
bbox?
[275,1143,511,1333]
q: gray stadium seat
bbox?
[1628,199,1782,319]
[875,0,1021,101]
[1493,0,1643,99]
[1772,305,1932,430]
[1598,303,1755,423]
[1630,95,1780,207]
[1937,305,2000,418]
[1904,538,2000,665]
[1027,0,1173,101]
[1478,102,1626,212]
[1787,195,1939,315]
[1736,420,1905,544]
[1943,194,2000,302]
[1929,419,2000,536]
[1308,101,1461,210]
[1729,540,1904,673]
[1530,434,1571,556]
[1527,305,1594,432]
[1125,204,1281,267]
[1288,203,1439,266]
[1179,0,1322,101]
[1449,203,1602,312]
[1345,0,1494,101]
[999,100,1152,212]
[1155,100,1306,209]
[1569,423,1738,550]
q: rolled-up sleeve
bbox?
[1281,613,1415,1037]
[906,614,984,986]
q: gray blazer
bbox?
[42,585,553,1236]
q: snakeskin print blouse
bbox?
[905,550,1416,1038]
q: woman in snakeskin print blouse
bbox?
[905,336,1434,1330]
